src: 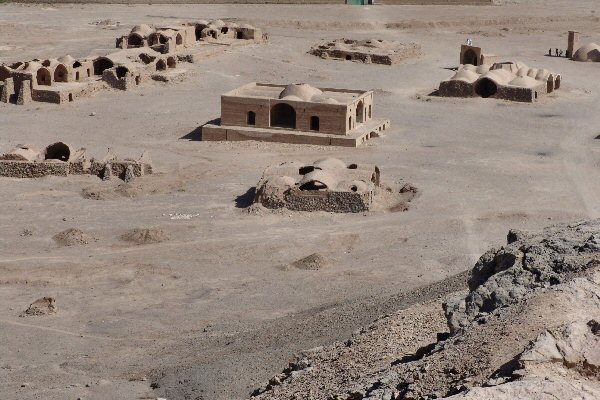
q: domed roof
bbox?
[451,69,479,83]
[196,20,209,25]
[23,61,43,72]
[516,66,529,77]
[475,64,491,74]
[240,23,254,29]
[311,95,339,104]
[132,24,153,36]
[313,158,346,170]
[480,69,513,85]
[267,176,296,188]
[298,170,336,190]
[460,64,477,72]
[279,84,323,102]
[211,19,226,27]
[58,55,75,65]
[573,43,600,62]
[508,76,539,88]
[526,68,539,79]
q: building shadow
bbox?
[428,89,440,97]
[442,66,458,71]
[179,118,221,141]
[235,187,256,209]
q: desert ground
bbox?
[1,1,600,399]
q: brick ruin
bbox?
[202,83,390,146]
[309,38,421,65]
[0,143,152,181]
[459,44,499,66]
[254,158,380,213]
[0,20,266,105]
[439,61,561,102]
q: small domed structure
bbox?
[278,84,323,102]
[573,43,600,62]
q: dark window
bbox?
[247,111,256,125]
[310,116,319,131]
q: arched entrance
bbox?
[156,59,166,71]
[36,68,51,86]
[128,34,144,48]
[176,33,183,46]
[116,66,129,79]
[44,142,70,161]
[463,49,478,66]
[554,75,561,90]
[167,57,176,69]
[54,64,69,83]
[356,100,364,124]
[270,103,296,129]
[475,78,497,98]
[93,58,114,76]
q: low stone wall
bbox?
[0,160,70,178]
[258,187,373,213]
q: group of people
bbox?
[549,48,568,57]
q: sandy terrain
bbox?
[1,1,600,399]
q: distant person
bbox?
[549,48,552,56]
[555,48,559,56]
[559,50,563,57]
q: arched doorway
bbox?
[356,100,364,124]
[156,59,166,71]
[546,75,554,93]
[247,111,256,126]
[93,58,114,76]
[116,66,129,79]
[36,68,51,86]
[54,64,69,83]
[128,34,143,48]
[167,57,176,69]
[44,142,70,161]
[270,103,296,129]
[176,33,183,46]
[475,78,497,98]
[555,75,561,90]
[463,49,478,66]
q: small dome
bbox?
[535,68,551,81]
[280,95,304,102]
[58,55,75,65]
[451,69,479,83]
[312,96,339,104]
[240,23,254,29]
[23,61,43,72]
[298,170,336,191]
[461,64,477,72]
[279,84,323,102]
[573,43,600,62]
[526,68,539,78]
[516,67,529,77]
[481,69,513,85]
[267,176,296,187]
[313,158,346,170]
[211,19,226,27]
[132,24,153,34]
[475,64,491,74]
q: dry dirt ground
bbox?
[1,1,600,399]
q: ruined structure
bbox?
[0,20,266,105]
[309,39,421,65]
[459,44,499,66]
[439,62,561,102]
[0,143,152,181]
[202,83,390,146]
[254,158,380,212]
[567,30,600,62]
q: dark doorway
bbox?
[36,68,51,86]
[271,103,296,129]
[547,76,553,93]
[156,59,166,71]
[475,78,497,98]
[68,93,73,102]
[116,66,129,79]
[236,31,244,39]
[176,33,183,45]
[195,26,204,41]
[45,142,70,161]
[167,57,176,69]
[463,49,478,66]
[128,34,143,48]
[356,101,364,123]
[93,58,114,75]
[310,116,320,131]
[0,66,10,82]
[247,111,256,126]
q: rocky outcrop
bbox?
[250,220,600,400]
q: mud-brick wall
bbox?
[221,96,271,128]
[0,161,69,178]
[438,80,476,97]
[496,85,537,103]
[288,100,348,135]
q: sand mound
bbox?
[53,228,96,246]
[120,228,170,245]
[20,297,57,317]
[288,253,329,271]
